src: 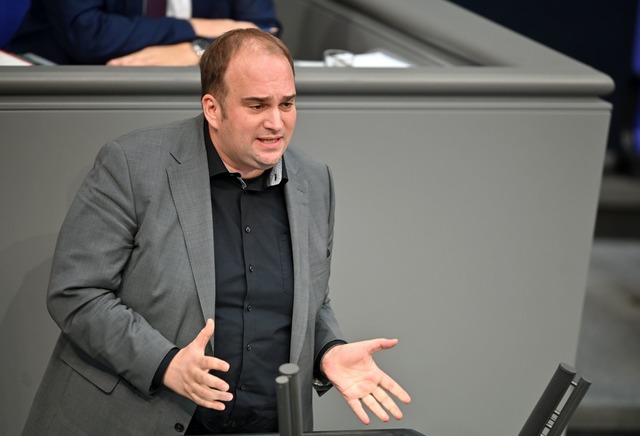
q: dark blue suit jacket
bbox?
[3,0,279,64]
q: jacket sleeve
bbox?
[312,164,344,375]
[44,0,281,64]
[47,140,176,394]
[231,0,281,30]
[43,0,197,64]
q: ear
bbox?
[202,93,222,130]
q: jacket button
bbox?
[174,422,185,432]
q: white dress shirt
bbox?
[167,0,191,19]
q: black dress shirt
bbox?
[188,123,294,434]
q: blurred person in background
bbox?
[2,0,280,65]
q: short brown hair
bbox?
[199,28,295,107]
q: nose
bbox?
[263,107,284,131]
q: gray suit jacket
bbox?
[23,115,343,435]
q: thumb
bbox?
[193,318,215,350]
[365,338,399,354]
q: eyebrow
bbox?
[241,94,296,105]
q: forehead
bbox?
[225,46,295,97]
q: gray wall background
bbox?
[0,0,613,434]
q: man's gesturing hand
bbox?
[321,339,411,424]
[163,319,233,409]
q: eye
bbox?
[280,101,294,110]
[250,104,264,111]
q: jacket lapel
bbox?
[284,153,310,365]
[165,121,309,361]
[167,116,217,325]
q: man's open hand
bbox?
[163,319,233,410]
[321,339,411,424]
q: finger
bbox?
[372,387,403,420]
[186,366,233,408]
[193,388,233,411]
[347,398,370,425]
[363,338,399,355]
[201,372,231,393]
[202,355,230,372]
[380,374,412,404]
[109,57,136,66]
[362,394,390,422]
[107,52,152,66]
[193,384,233,402]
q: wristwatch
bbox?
[191,38,209,57]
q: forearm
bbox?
[314,296,344,351]
[45,0,195,63]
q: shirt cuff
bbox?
[313,339,347,389]
[151,347,179,392]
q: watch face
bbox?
[192,39,208,56]
[194,39,208,51]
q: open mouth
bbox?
[258,137,282,144]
